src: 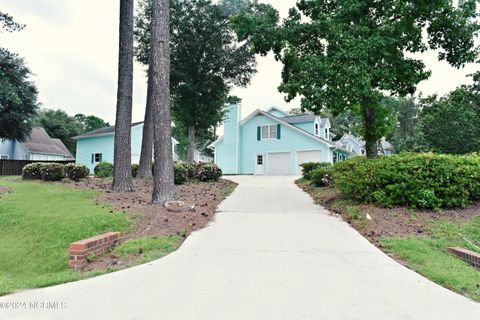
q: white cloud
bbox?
[1,0,477,125]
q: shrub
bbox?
[333,153,480,209]
[182,162,197,179]
[195,163,222,182]
[64,163,90,181]
[174,163,188,185]
[41,163,65,181]
[22,163,46,180]
[131,164,139,178]
[94,162,114,178]
[310,165,333,187]
[301,162,332,180]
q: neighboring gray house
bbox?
[0,127,74,161]
[336,134,394,156]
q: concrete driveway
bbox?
[1,176,479,320]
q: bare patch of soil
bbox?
[297,181,480,246]
[65,177,237,270]
[0,186,10,196]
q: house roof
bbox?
[265,106,290,117]
[21,128,74,158]
[73,122,144,139]
[281,113,316,124]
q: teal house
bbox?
[212,105,352,175]
[73,122,178,173]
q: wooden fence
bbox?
[0,160,75,176]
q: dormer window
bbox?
[315,123,319,136]
[325,128,329,141]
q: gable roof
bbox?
[73,122,144,139]
[265,106,290,117]
[282,113,316,124]
[21,128,74,158]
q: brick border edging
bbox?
[69,232,122,270]
[448,247,480,270]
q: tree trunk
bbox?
[187,125,196,162]
[112,0,134,192]
[136,76,154,179]
[151,0,175,204]
[362,105,378,158]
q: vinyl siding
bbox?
[238,115,331,175]
[292,122,315,135]
[221,105,240,174]
[268,110,289,118]
[0,140,14,158]
[75,124,157,173]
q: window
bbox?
[261,125,277,140]
[92,153,102,163]
[0,155,8,160]
[315,123,319,136]
[325,128,329,140]
[257,155,263,165]
[22,154,29,160]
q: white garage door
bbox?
[296,150,322,174]
[268,152,291,175]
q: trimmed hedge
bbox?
[301,162,332,180]
[332,153,480,209]
[94,162,114,178]
[22,163,45,180]
[41,163,66,181]
[310,165,333,187]
[195,163,222,182]
[64,163,90,181]
[174,163,188,185]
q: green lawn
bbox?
[381,217,480,302]
[0,178,179,295]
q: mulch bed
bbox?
[66,177,237,270]
[297,182,480,246]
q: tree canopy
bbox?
[419,88,480,154]
[135,0,257,160]
[34,109,109,155]
[0,48,38,141]
[231,0,480,157]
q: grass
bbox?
[0,177,130,295]
[381,217,480,302]
[113,235,182,264]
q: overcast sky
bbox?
[1,0,479,124]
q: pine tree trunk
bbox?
[151,0,175,204]
[136,76,154,179]
[362,105,378,158]
[187,125,196,162]
[112,0,134,192]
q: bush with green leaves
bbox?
[64,163,90,181]
[22,162,46,180]
[174,163,188,185]
[182,162,198,180]
[310,165,333,187]
[195,163,222,182]
[131,164,139,178]
[94,162,114,178]
[40,163,65,181]
[301,162,332,180]
[333,153,480,209]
